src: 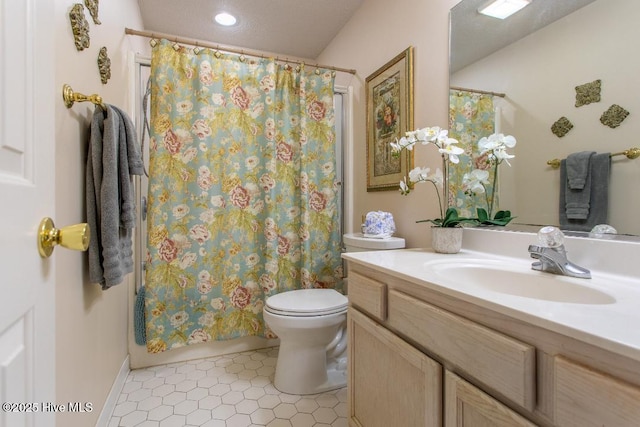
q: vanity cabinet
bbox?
[346,262,640,427]
[349,308,442,427]
[445,371,536,427]
[554,356,640,426]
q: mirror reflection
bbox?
[449,0,640,236]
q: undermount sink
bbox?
[425,259,616,305]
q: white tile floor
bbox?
[108,347,347,427]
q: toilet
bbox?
[263,233,405,395]
[263,288,348,395]
[342,232,406,291]
[342,232,406,252]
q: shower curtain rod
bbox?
[450,85,506,98]
[124,28,357,75]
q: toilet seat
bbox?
[265,289,348,317]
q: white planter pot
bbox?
[431,227,463,254]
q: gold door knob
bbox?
[37,217,90,258]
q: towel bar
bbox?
[547,148,640,169]
[62,84,106,109]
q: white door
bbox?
[0,0,55,426]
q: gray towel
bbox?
[566,151,595,189]
[86,105,144,289]
[565,151,595,219]
[112,105,144,229]
[559,153,610,232]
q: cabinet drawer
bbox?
[555,356,640,426]
[387,290,536,411]
[347,271,387,322]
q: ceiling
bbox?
[450,0,596,73]
[137,0,598,74]
[137,0,364,60]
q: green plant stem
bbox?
[489,160,499,218]
[442,154,449,217]
[481,182,491,217]
[429,180,444,221]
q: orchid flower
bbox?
[431,167,444,187]
[463,169,490,194]
[473,133,517,223]
[438,138,465,164]
[408,166,431,183]
[390,135,416,154]
[492,147,515,166]
[390,125,479,227]
[478,133,517,166]
[399,177,410,195]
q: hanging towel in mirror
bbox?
[565,151,595,219]
[559,153,610,231]
[566,151,596,190]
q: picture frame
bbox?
[366,47,414,191]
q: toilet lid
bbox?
[265,289,348,317]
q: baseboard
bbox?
[95,355,130,427]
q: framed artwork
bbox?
[366,47,414,191]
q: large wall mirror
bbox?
[450,0,640,236]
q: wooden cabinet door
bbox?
[555,356,640,427]
[445,371,537,427]
[348,308,442,427]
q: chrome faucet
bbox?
[528,226,591,279]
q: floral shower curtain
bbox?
[144,39,343,353]
[448,90,496,217]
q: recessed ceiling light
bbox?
[214,12,237,26]
[478,0,531,19]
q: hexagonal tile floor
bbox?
[108,347,347,427]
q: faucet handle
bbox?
[537,226,564,248]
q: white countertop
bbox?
[343,246,640,363]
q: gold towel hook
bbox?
[62,84,105,109]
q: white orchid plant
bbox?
[462,133,517,226]
[391,126,476,228]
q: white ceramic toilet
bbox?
[263,288,348,395]
[263,233,405,395]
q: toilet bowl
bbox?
[263,288,348,395]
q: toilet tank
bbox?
[343,233,405,252]
[341,233,405,294]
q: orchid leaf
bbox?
[476,208,515,226]
[418,207,477,228]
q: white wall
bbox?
[318,0,461,249]
[54,1,148,425]
[451,0,640,235]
